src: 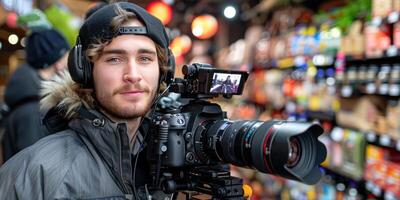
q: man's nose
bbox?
[123,61,142,83]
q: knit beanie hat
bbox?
[26,29,70,69]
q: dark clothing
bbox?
[0,107,167,199]
[2,64,46,161]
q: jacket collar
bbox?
[40,70,147,193]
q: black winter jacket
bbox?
[2,64,47,161]
[0,71,170,199]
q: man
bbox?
[0,2,173,199]
[2,28,69,161]
[221,75,234,93]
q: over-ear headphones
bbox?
[163,49,175,86]
[68,37,93,88]
[68,36,175,88]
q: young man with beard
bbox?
[0,2,174,199]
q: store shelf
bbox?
[252,54,335,71]
[365,181,400,200]
[339,85,400,98]
[345,54,400,65]
[306,110,335,121]
[364,131,400,152]
[322,166,365,182]
[371,11,400,26]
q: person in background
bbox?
[2,28,69,161]
[0,2,174,199]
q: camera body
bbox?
[149,63,249,168]
[148,101,226,168]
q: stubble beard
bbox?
[95,88,157,120]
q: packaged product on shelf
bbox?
[341,21,365,58]
[385,162,400,197]
[318,177,337,200]
[394,0,400,12]
[336,96,384,132]
[394,22,400,49]
[341,182,363,200]
[264,70,286,109]
[253,37,271,69]
[270,36,287,60]
[376,115,389,134]
[304,26,318,55]
[387,100,400,139]
[366,64,379,94]
[389,64,400,96]
[357,65,368,93]
[365,145,389,187]
[318,23,330,54]
[243,70,268,105]
[282,75,297,98]
[292,26,307,56]
[365,24,390,58]
[341,129,366,180]
[329,127,344,169]
[344,66,358,96]
[335,52,346,92]
[378,64,391,95]
[242,26,264,66]
[373,0,393,17]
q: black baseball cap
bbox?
[79,2,170,51]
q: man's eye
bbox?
[106,58,121,64]
[139,56,153,63]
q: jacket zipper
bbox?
[117,124,133,195]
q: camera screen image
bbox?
[210,73,242,94]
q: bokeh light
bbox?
[191,15,218,39]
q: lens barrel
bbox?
[202,120,327,185]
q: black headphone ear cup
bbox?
[68,45,85,85]
[68,43,93,88]
[165,49,175,85]
[81,55,93,88]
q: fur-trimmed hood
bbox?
[40,70,95,120]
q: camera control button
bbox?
[186,152,195,162]
[185,133,192,141]
[177,118,185,125]
[161,145,167,152]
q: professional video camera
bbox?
[147,63,327,199]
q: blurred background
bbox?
[2,0,400,199]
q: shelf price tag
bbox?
[387,46,398,57]
[388,12,399,24]
[396,140,400,151]
[389,85,400,96]
[379,84,389,95]
[380,135,391,147]
[341,85,353,97]
[385,191,396,200]
[372,185,382,196]
[366,83,377,94]
[366,132,377,142]
[372,16,383,26]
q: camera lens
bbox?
[287,138,301,168]
[199,120,326,185]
